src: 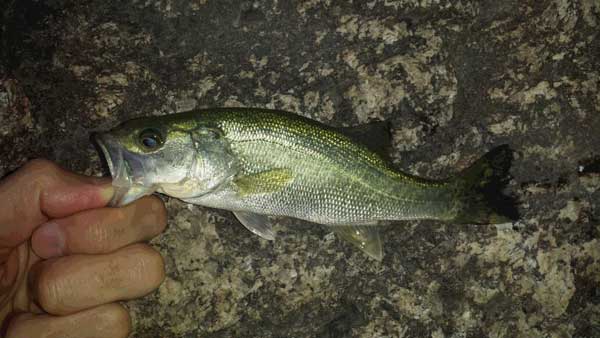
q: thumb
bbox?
[0,159,114,247]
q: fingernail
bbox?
[32,222,66,258]
[100,185,115,203]
[88,176,114,201]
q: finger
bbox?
[0,159,114,247]
[29,244,164,315]
[6,303,131,338]
[31,195,167,259]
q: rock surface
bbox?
[1,0,599,337]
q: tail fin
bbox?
[450,145,519,224]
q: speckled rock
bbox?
[1,0,599,337]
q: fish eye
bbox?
[138,128,164,150]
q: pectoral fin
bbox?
[233,169,294,196]
[233,211,275,240]
[330,225,383,261]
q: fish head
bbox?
[94,116,223,206]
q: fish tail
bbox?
[449,145,519,224]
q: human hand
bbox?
[0,159,167,337]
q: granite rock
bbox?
[1,0,599,337]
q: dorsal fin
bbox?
[337,121,392,160]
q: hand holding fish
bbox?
[0,159,167,338]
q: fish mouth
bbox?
[93,133,155,206]
[93,133,119,181]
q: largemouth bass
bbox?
[94,108,517,260]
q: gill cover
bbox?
[186,127,239,195]
[148,126,239,199]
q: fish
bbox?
[93,108,518,260]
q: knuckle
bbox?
[87,222,113,252]
[22,159,64,195]
[23,159,61,177]
[24,158,57,171]
[85,209,130,252]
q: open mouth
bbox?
[93,133,130,186]
[94,134,119,179]
[93,133,155,206]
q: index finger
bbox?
[0,159,113,247]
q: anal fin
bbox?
[233,211,275,240]
[330,225,383,261]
